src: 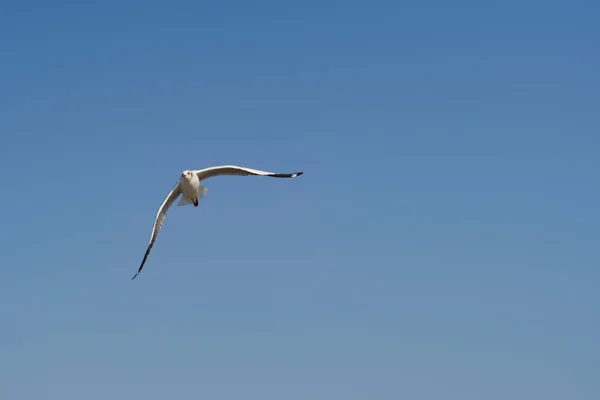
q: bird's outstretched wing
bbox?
[193,165,303,181]
[132,182,182,280]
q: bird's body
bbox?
[178,170,204,207]
[131,165,303,280]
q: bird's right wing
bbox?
[132,181,182,280]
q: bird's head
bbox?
[181,170,193,180]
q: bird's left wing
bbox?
[132,181,182,280]
[193,165,303,181]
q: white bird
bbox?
[131,165,303,280]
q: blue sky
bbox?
[1,0,599,399]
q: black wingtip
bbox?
[132,267,142,280]
[271,171,304,178]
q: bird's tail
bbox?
[177,196,193,206]
[177,186,208,207]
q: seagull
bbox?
[131,165,303,280]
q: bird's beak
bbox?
[181,173,186,177]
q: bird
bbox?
[131,165,303,280]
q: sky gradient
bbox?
[1,1,599,399]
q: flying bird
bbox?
[131,165,303,280]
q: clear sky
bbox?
[1,1,599,399]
